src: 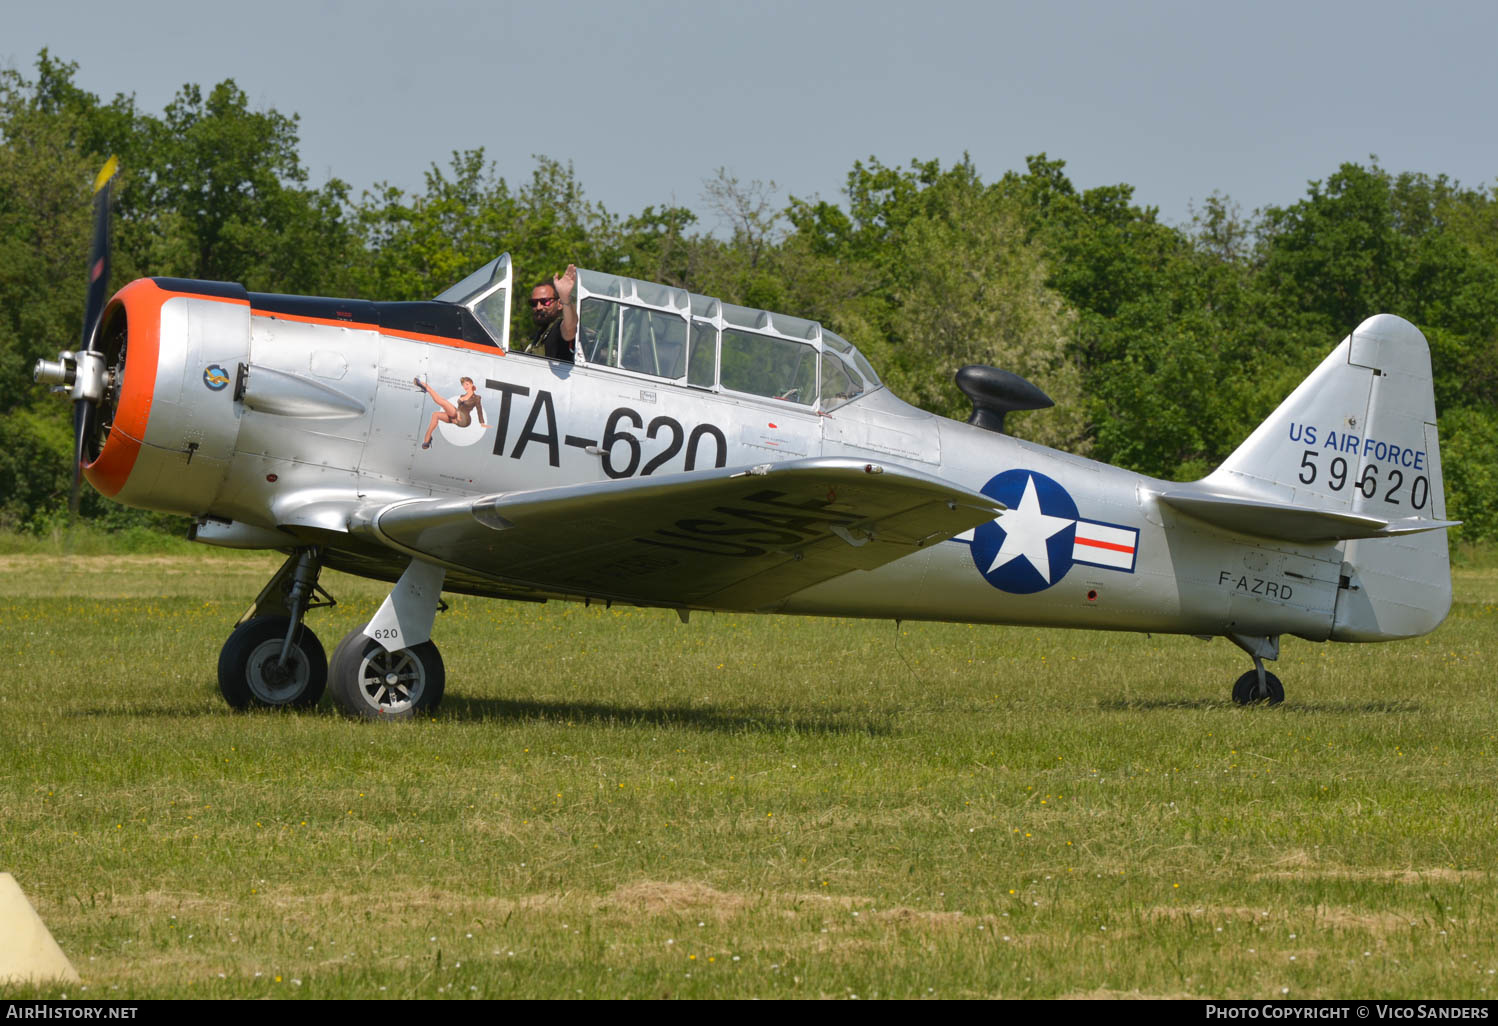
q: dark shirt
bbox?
[530,319,575,363]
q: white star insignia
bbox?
[986,475,1075,584]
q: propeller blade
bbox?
[80,155,118,356]
[71,156,118,506]
[71,400,95,514]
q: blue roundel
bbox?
[203,364,230,391]
[971,469,1079,594]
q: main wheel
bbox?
[218,617,327,710]
[328,625,445,720]
[1232,669,1284,706]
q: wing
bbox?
[352,457,1002,612]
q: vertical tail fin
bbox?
[1204,315,1451,640]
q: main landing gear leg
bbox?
[328,558,447,720]
[218,547,335,710]
[1227,632,1284,706]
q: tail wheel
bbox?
[218,616,327,710]
[1232,669,1284,706]
[328,626,445,720]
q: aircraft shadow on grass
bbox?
[437,696,893,734]
[1097,698,1424,714]
[62,698,889,734]
[63,696,1420,722]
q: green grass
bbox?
[2,550,1495,999]
[0,524,202,556]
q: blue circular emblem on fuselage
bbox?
[203,364,230,391]
[971,469,1078,594]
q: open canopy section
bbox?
[433,256,881,412]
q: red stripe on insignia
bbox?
[1075,537,1134,554]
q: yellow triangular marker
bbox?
[92,156,119,195]
[0,874,81,985]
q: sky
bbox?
[7,0,1498,233]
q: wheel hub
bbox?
[357,648,424,713]
[246,640,309,704]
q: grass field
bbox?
[1,548,1495,999]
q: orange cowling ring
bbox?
[82,278,248,497]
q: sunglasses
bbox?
[529,296,557,307]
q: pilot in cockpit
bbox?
[525,264,579,363]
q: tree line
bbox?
[3,53,1494,545]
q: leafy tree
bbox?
[998,155,1291,478]
[0,55,124,526]
[881,170,1084,449]
[352,149,522,300]
[615,204,698,287]
[684,169,797,311]
[0,76,96,410]
[1441,406,1498,546]
[351,151,621,345]
[124,80,354,293]
[0,54,357,528]
[1255,161,1498,538]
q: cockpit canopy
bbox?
[435,254,881,412]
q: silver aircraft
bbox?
[36,167,1458,718]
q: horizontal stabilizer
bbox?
[1157,490,1459,543]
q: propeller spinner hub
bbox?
[69,349,108,404]
[34,353,78,389]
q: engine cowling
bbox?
[83,278,251,515]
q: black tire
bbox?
[327,625,445,720]
[217,617,327,710]
[1232,669,1284,706]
